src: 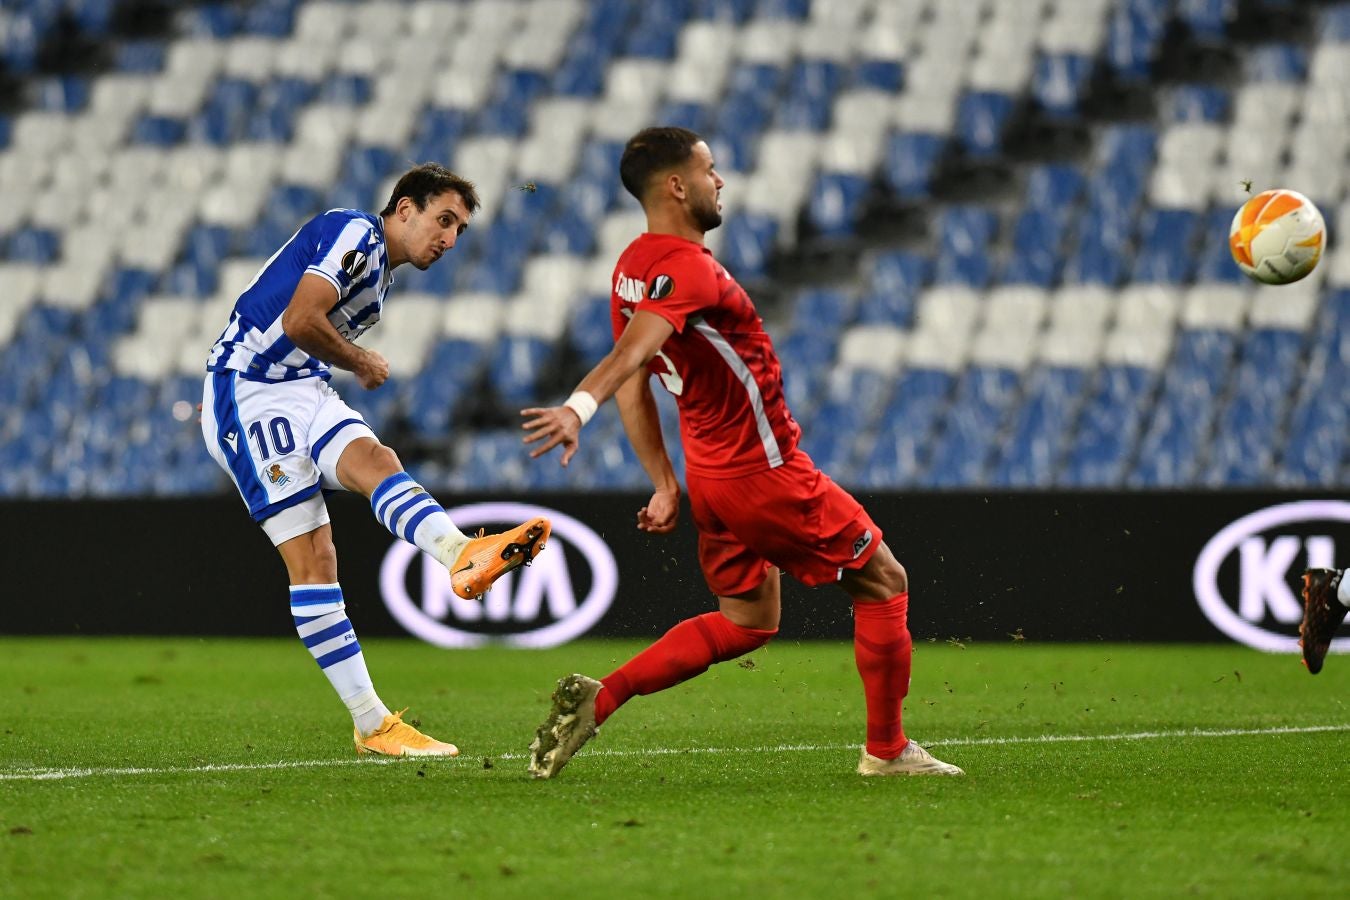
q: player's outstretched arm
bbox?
[281,274,389,389]
[614,369,679,533]
[522,310,674,465]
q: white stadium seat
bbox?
[222,37,282,82]
[837,324,907,373]
[442,293,505,342]
[1181,285,1252,330]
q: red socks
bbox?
[853,592,912,760]
[594,612,777,725]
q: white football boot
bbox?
[858,741,965,776]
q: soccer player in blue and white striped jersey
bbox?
[201,163,551,757]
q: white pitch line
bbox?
[3,723,1347,782]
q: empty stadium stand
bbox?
[0,0,1345,497]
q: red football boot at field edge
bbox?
[1300,568,1347,675]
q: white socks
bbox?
[290,583,392,737]
[370,473,468,566]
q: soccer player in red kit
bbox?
[520,127,963,779]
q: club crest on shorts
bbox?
[648,274,675,300]
[852,529,874,559]
[266,464,293,487]
[341,249,370,280]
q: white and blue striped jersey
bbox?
[207,209,393,382]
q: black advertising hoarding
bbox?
[2,492,1347,653]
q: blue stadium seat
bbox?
[1062,366,1154,486]
[1002,209,1065,286]
[486,336,555,408]
[1099,124,1157,173]
[776,329,838,372]
[1178,0,1238,41]
[248,78,314,142]
[1281,381,1348,486]
[1166,84,1230,122]
[883,133,946,199]
[568,295,616,369]
[410,107,470,161]
[180,3,243,37]
[935,206,997,287]
[323,75,374,106]
[6,227,61,264]
[790,287,856,334]
[476,70,551,137]
[242,0,296,37]
[1106,0,1170,79]
[1244,43,1307,82]
[956,91,1015,159]
[779,353,826,418]
[1322,3,1350,40]
[719,212,778,280]
[923,367,1019,486]
[658,101,710,133]
[1194,208,1247,283]
[198,78,261,145]
[853,60,904,93]
[627,2,686,58]
[716,91,774,142]
[1207,328,1303,484]
[695,0,756,21]
[131,114,186,146]
[1024,163,1086,213]
[991,366,1087,487]
[1033,54,1094,117]
[537,207,599,256]
[807,172,869,238]
[777,60,843,131]
[453,430,531,491]
[854,289,916,328]
[160,259,217,297]
[858,369,955,488]
[867,250,931,295]
[1129,330,1234,486]
[800,399,865,475]
[552,46,610,97]
[755,0,811,20]
[1131,208,1200,283]
[34,75,90,113]
[406,342,485,442]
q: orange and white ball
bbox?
[1229,189,1326,285]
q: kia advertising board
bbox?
[3,493,1345,656]
[1192,499,1350,653]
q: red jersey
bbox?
[610,232,800,479]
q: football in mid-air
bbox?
[1229,189,1326,285]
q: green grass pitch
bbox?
[2,637,1347,898]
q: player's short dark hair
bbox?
[380,163,480,216]
[620,127,704,201]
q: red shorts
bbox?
[685,451,883,596]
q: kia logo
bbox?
[1193,500,1350,653]
[380,502,618,648]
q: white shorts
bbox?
[201,371,376,545]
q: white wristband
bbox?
[563,390,598,427]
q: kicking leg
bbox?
[334,437,550,599]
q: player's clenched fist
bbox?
[356,349,390,390]
[637,487,679,533]
[521,405,582,466]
